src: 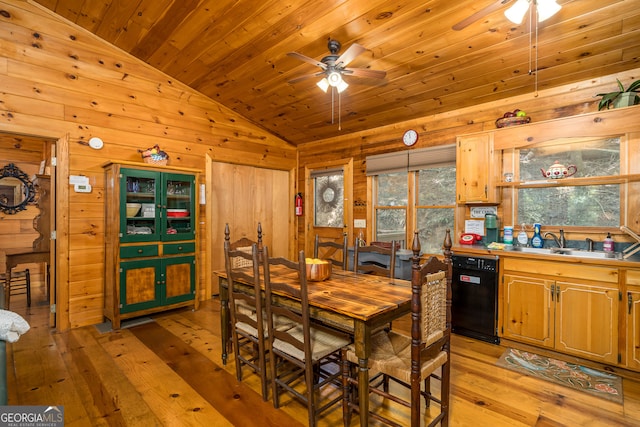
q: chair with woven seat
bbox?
[262,246,351,427]
[223,223,266,318]
[1,269,31,310]
[314,234,349,269]
[354,239,397,278]
[342,229,453,427]
[223,240,270,400]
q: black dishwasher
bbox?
[451,254,500,344]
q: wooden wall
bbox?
[0,0,296,329]
[296,66,640,253]
[1,0,639,330]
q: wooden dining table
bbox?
[216,266,412,427]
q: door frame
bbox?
[304,158,354,257]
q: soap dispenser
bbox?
[603,233,614,252]
[517,224,528,246]
[531,223,543,248]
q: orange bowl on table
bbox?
[305,258,332,281]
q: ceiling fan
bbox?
[452,0,561,31]
[287,39,386,93]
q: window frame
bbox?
[368,145,456,254]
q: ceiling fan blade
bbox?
[287,72,324,84]
[287,52,327,69]
[452,0,513,31]
[343,68,386,79]
[335,43,366,68]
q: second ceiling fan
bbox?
[452,0,562,31]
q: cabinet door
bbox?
[555,281,618,365]
[456,134,495,203]
[120,259,162,313]
[162,173,196,241]
[503,274,554,348]
[626,287,640,369]
[120,168,161,243]
[163,255,195,305]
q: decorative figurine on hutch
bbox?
[541,161,577,179]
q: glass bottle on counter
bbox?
[516,224,528,246]
[531,223,543,248]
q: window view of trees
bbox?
[417,167,456,254]
[517,137,621,227]
[374,167,455,254]
[375,172,407,245]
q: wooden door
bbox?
[304,159,353,260]
[555,281,619,364]
[209,160,292,295]
[503,273,554,348]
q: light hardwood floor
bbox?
[6,283,640,426]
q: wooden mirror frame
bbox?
[0,163,36,214]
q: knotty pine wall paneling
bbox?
[0,0,296,329]
[296,66,640,254]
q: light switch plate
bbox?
[354,219,366,228]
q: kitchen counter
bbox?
[452,244,640,267]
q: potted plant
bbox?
[596,78,640,110]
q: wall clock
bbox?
[402,129,418,147]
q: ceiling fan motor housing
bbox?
[327,39,341,54]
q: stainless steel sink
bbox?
[511,247,556,255]
[512,246,622,259]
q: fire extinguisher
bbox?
[295,192,303,216]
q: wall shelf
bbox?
[496,174,640,188]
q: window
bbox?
[374,172,407,245]
[368,145,456,254]
[416,167,456,254]
[516,137,621,227]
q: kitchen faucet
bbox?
[543,229,566,248]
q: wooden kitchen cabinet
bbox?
[456,133,499,204]
[503,259,619,365]
[503,274,554,348]
[625,270,640,370]
[103,161,200,329]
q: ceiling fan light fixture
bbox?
[336,79,348,93]
[504,0,530,24]
[317,78,330,93]
[327,71,343,87]
[536,0,561,22]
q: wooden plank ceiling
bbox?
[31,0,640,146]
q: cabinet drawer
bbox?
[627,270,640,286]
[164,242,195,255]
[120,244,159,258]
[503,258,618,284]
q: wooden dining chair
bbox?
[262,246,351,427]
[223,241,270,401]
[223,223,266,316]
[314,234,349,269]
[224,222,264,267]
[342,229,453,427]
[354,239,397,278]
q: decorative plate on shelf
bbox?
[495,116,531,128]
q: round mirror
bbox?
[0,163,36,214]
